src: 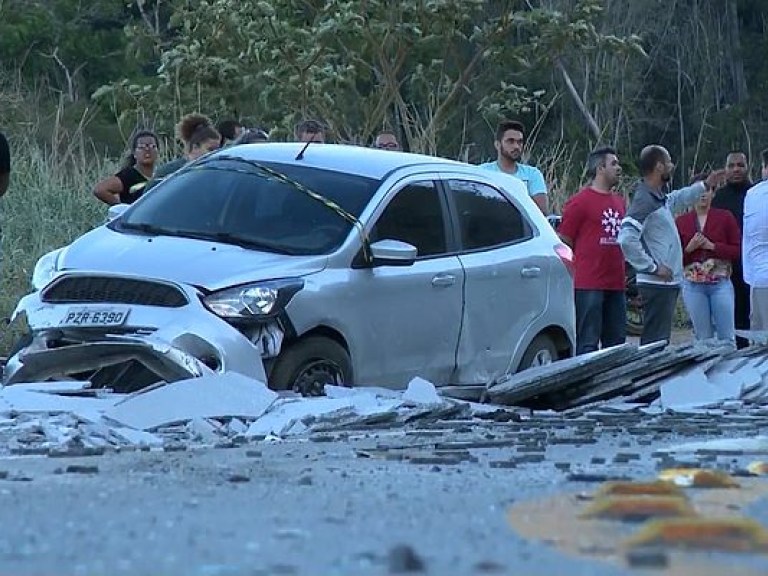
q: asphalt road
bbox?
[2,410,768,576]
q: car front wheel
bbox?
[269,335,352,396]
[518,334,558,371]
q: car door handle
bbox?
[431,273,456,287]
[520,266,541,278]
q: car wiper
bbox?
[201,232,298,255]
[118,222,173,236]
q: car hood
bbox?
[57,225,329,291]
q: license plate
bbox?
[59,307,130,328]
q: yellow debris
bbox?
[747,461,768,476]
[596,481,687,498]
[581,496,697,522]
[626,517,768,553]
[658,468,739,488]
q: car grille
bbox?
[41,276,189,308]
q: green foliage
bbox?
[96,0,629,156]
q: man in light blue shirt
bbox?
[478,120,548,213]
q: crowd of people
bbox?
[477,119,768,353]
[475,119,768,355]
[3,116,768,359]
[83,115,768,355]
[90,115,403,207]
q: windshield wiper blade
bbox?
[204,232,297,254]
[119,222,171,235]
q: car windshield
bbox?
[114,159,380,255]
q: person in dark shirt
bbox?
[0,130,10,197]
[94,130,159,205]
[711,151,753,347]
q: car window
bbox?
[446,179,532,251]
[116,160,379,256]
[370,181,447,257]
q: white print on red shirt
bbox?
[600,207,622,245]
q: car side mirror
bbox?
[107,204,130,222]
[369,239,417,267]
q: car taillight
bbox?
[554,243,574,276]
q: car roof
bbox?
[211,142,472,180]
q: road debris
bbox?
[625,517,768,553]
[485,340,768,410]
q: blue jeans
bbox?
[574,289,627,355]
[681,279,735,343]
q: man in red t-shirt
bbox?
[558,146,626,355]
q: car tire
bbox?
[270,336,352,396]
[518,334,558,371]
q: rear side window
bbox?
[370,181,447,257]
[446,179,532,251]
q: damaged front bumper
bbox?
[3,276,273,391]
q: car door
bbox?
[443,177,549,384]
[348,178,464,387]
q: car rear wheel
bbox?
[270,336,352,396]
[518,334,558,371]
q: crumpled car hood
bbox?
[57,225,328,291]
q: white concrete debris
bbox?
[0,376,466,454]
[657,352,768,410]
[3,348,768,457]
[402,377,442,406]
[104,372,278,430]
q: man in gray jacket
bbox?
[618,145,724,345]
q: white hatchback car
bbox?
[4,144,575,395]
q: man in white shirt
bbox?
[742,148,768,330]
[478,120,549,214]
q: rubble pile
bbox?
[2,341,768,456]
[486,341,768,411]
[0,376,503,456]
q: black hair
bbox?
[217,118,242,144]
[294,119,326,140]
[586,146,617,179]
[495,120,526,142]
[760,148,768,167]
[638,145,669,177]
[123,129,158,168]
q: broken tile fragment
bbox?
[64,465,99,474]
[402,377,442,406]
[625,517,768,553]
[105,373,277,431]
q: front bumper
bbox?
[3,277,270,389]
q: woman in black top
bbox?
[94,130,159,205]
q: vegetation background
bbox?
[1,0,765,347]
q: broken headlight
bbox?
[32,248,64,290]
[203,279,304,320]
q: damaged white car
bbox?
[4,144,575,394]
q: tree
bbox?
[94,0,637,157]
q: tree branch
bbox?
[555,57,601,141]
